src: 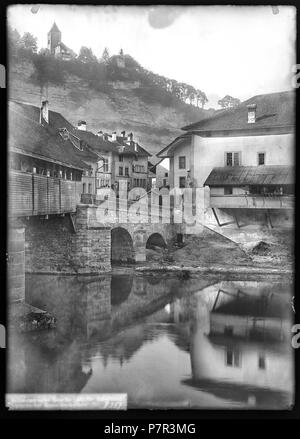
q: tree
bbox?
[101,47,110,64]
[7,25,21,57]
[218,95,241,109]
[20,32,38,53]
[77,46,97,63]
[197,90,208,108]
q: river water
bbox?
[8,269,294,409]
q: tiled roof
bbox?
[182,91,295,132]
[9,101,91,170]
[115,136,151,157]
[157,133,192,158]
[204,165,294,186]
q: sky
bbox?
[7,4,296,108]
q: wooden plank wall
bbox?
[8,171,33,216]
[9,170,80,217]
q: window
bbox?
[179,176,186,188]
[125,167,129,176]
[224,187,233,195]
[134,165,145,173]
[119,155,123,162]
[224,325,234,336]
[165,172,168,177]
[258,354,266,370]
[226,152,241,167]
[258,153,265,166]
[88,184,92,194]
[83,183,86,193]
[119,166,123,176]
[179,156,186,169]
[163,179,167,187]
[103,158,109,172]
[226,349,241,367]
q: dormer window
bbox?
[247,104,257,124]
[58,128,69,140]
[68,132,83,151]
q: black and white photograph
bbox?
[3,3,298,415]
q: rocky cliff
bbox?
[9,59,215,155]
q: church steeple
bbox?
[47,22,61,54]
[50,22,60,32]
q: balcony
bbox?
[209,194,295,209]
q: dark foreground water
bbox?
[8,269,294,409]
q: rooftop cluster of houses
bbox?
[9,87,294,229]
[9,99,169,205]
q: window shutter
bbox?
[233,152,240,166]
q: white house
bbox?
[157,91,295,229]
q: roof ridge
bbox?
[182,90,295,131]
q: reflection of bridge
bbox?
[8,172,179,302]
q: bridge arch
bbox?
[111,227,135,264]
[146,232,167,250]
[111,274,133,305]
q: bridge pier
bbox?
[8,221,25,302]
[73,204,111,273]
[133,228,147,262]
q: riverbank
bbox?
[145,228,293,274]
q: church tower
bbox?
[47,22,61,54]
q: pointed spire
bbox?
[50,22,60,33]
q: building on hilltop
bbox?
[47,22,76,60]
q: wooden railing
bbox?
[209,194,295,209]
[8,170,82,217]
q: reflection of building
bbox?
[210,288,291,341]
[184,285,293,408]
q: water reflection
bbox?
[183,281,293,409]
[8,273,294,409]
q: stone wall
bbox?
[7,222,25,302]
[25,216,75,274]
[25,205,111,274]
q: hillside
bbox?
[8,54,215,155]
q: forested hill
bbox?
[8,35,216,154]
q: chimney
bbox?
[111,131,117,142]
[247,104,257,124]
[121,130,126,137]
[78,120,87,131]
[97,130,103,137]
[127,132,133,142]
[134,142,138,152]
[40,100,49,124]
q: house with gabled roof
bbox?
[157,90,295,229]
[100,130,151,192]
[9,100,103,198]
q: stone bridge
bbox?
[8,203,180,303]
[76,203,178,266]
